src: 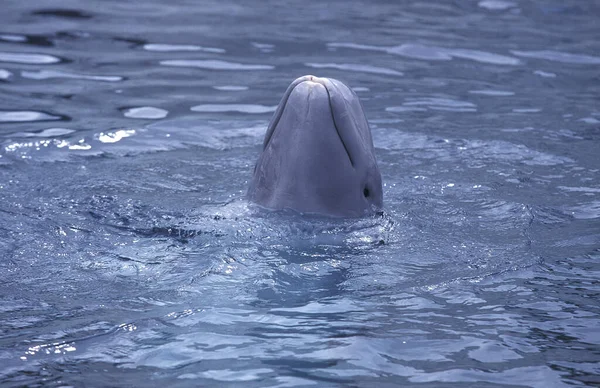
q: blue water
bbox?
[1,1,599,386]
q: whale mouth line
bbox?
[321,82,354,167]
[263,76,354,167]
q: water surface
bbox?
[1,0,599,386]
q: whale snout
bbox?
[248,75,383,217]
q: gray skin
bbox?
[247,75,383,217]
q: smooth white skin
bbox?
[248,75,382,217]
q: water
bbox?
[1,0,599,386]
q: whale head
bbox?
[248,75,383,217]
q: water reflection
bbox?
[305,62,403,76]
[144,43,225,53]
[328,42,521,65]
[21,70,123,82]
[0,69,12,79]
[511,50,600,64]
[160,59,274,70]
[0,110,62,122]
[469,90,515,96]
[191,104,276,114]
[0,51,61,64]
[10,127,75,138]
[478,0,517,11]
[122,107,168,119]
[212,85,249,91]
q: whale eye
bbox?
[363,187,370,198]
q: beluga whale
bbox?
[248,75,383,217]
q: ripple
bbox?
[511,50,600,64]
[21,70,123,82]
[0,69,12,80]
[470,140,570,165]
[31,8,92,19]
[385,106,427,113]
[448,48,521,65]
[0,34,27,42]
[330,42,450,60]
[147,118,265,150]
[512,108,541,113]
[1,5,597,386]
[552,362,600,378]
[372,129,572,166]
[0,51,61,64]
[533,70,557,78]
[143,43,225,54]
[579,117,600,124]
[305,62,403,76]
[180,368,274,382]
[0,110,62,123]
[403,97,476,108]
[9,127,76,138]
[469,89,515,96]
[251,42,274,52]
[328,42,520,65]
[212,85,249,91]
[122,107,168,119]
[476,141,570,165]
[558,187,600,194]
[410,366,565,386]
[478,0,517,10]
[1,118,264,161]
[191,104,276,114]
[160,59,273,70]
[389,97,477,112]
